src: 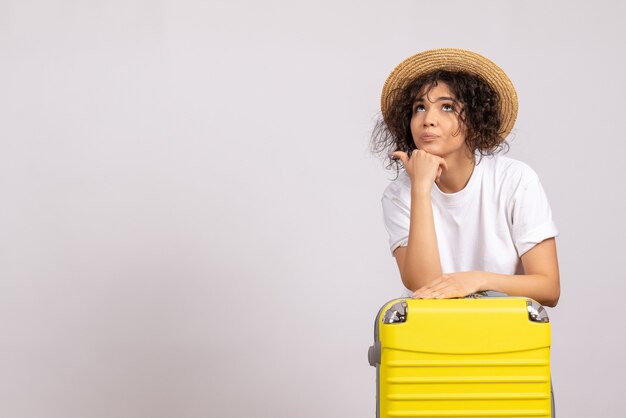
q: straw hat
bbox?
[381,48,518,139]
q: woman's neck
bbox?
[436,151,476,194]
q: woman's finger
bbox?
[421,278,449,294]
[391,151,409,167]
[421,282,454,299]
[414,277,444,293]
[439,157,449,172]
[413,276,447,298]
[432,283,458,298]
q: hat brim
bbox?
[381,48,518,140]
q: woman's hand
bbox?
[392,149,448,193]
[412,271,486,299]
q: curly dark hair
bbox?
[371,69,508,170]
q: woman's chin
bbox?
[416,144,443,156]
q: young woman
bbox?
[372,48,560,307]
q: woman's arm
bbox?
[391,150,448,291]
[393,190,441,290]
[412,238,561,307]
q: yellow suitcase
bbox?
[368,295,554,417]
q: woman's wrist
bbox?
[477,271,501,292]
[411,183,432,198]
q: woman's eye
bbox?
[413,104,425,113]
[442,103,455,112]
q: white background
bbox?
[1,1,625,417]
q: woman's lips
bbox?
[421,133,439,142]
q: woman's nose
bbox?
[423,110,437,127]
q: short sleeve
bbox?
[381,184,411,256]
[510,174,559,256]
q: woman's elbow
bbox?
[543,282,560,308]
[400,275,419,293]
[400,271,436,293]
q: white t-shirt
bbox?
[382,154,558,287]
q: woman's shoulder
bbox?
[382,170,411,201]
[481,154,540,185]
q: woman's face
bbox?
[410,82,469,160]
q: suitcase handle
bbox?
[464,290,508,298]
